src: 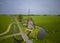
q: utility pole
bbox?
[28,8,30,18]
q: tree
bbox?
[18,15,23,22]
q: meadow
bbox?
[22,15,60,43]
[0,15,60,43]
[0,15,20,43]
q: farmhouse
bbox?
[27,18,34,29]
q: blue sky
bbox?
[0,0,60,14]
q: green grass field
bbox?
[0,15,14,43]
[22,15,60,43]
[0,15,60,43]
[0,15,20,43]
[0,15,13,33]
[31,16,60,43]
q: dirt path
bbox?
[0,17,33,43]
[15,18,33,43]
[0,22,14,36]
[0,33,20,39]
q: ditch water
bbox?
[27,26,48,40]
[13,24,23,43]
[13,23,47,43]
[37,27,47,40]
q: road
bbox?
[0,16,48,43]
[0,18,33,43]
[0,17,47,43]
[15,18,33,43]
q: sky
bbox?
[0,0,60,15]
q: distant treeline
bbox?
[0,14,60,16]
